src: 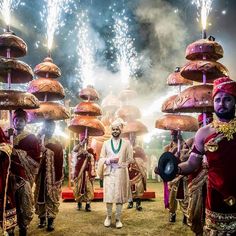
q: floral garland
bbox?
[211,118,236,141]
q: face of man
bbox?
[13,117,26,132]
[111,126,121,139]
[214,92,236,120]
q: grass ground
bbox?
[24,181,193,236]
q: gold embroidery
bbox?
[204,133,224,153]
[211,118,236,141]
[0,143,13,156]
[13,131,30,146]
[205,209,236,233]
[205,140,219,152]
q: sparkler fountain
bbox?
[64,11,105,197]
[27,0,71,189]
[0,0,20,32]
[69,10,105,148]
[88,9,140,164]
[0,0,39,142]
[112,9,140,87]
[27,0,71,123]
[75,11,96,88]
[194,0,213,39]
[176,0,228,126]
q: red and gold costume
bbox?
[203,122,236,234]
[0,128,17,234]
[13,129,40,229]
[191,77,236,235]
[72,144,96,203]
[13,131,41,186]
[34,137,64,219]
[128,146,147,199]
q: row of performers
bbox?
[0,109,64,236]
[1,76,236,236]
[0,111,148,235]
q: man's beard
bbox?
[112,132,120,138]
[215,107,235,120]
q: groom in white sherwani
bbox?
[98,118,134,229]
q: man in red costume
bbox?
[0,127,17,236]
[35,120,64,232]
[72,135,96,212]
[127,137,147,211]
[178,76,236,235]
[12,108,40,236]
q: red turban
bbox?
[198,113,213,125]
[13,108,28,121]
[212,76,236,98]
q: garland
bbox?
[111,139,122,154]
[211,118,236,141]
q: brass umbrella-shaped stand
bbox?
[179,36,228,126]
[27,57,70,123]
[158,67,195,153]
[68,86,105,189]
[69,86,104,149]
[0,31,40,143]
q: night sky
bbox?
[0,0,235,108]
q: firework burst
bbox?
[112,9,140,86]
[75,10,96,87]
[41,0,73,53]
[192,0,213,37]
[0,0,20,30]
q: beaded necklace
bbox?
[111,139,122,154]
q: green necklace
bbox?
[111,139,122,154]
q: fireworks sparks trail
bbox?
[41,0,73,53]
[192,0,213,38]
[0,0,20,30]
[75,10,96,87]
[112,9,140,86]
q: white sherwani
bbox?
[97,138,134,203]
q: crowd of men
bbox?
[0,110,64,236]
[1,76,236,236]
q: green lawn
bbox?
[23,180,194,235]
